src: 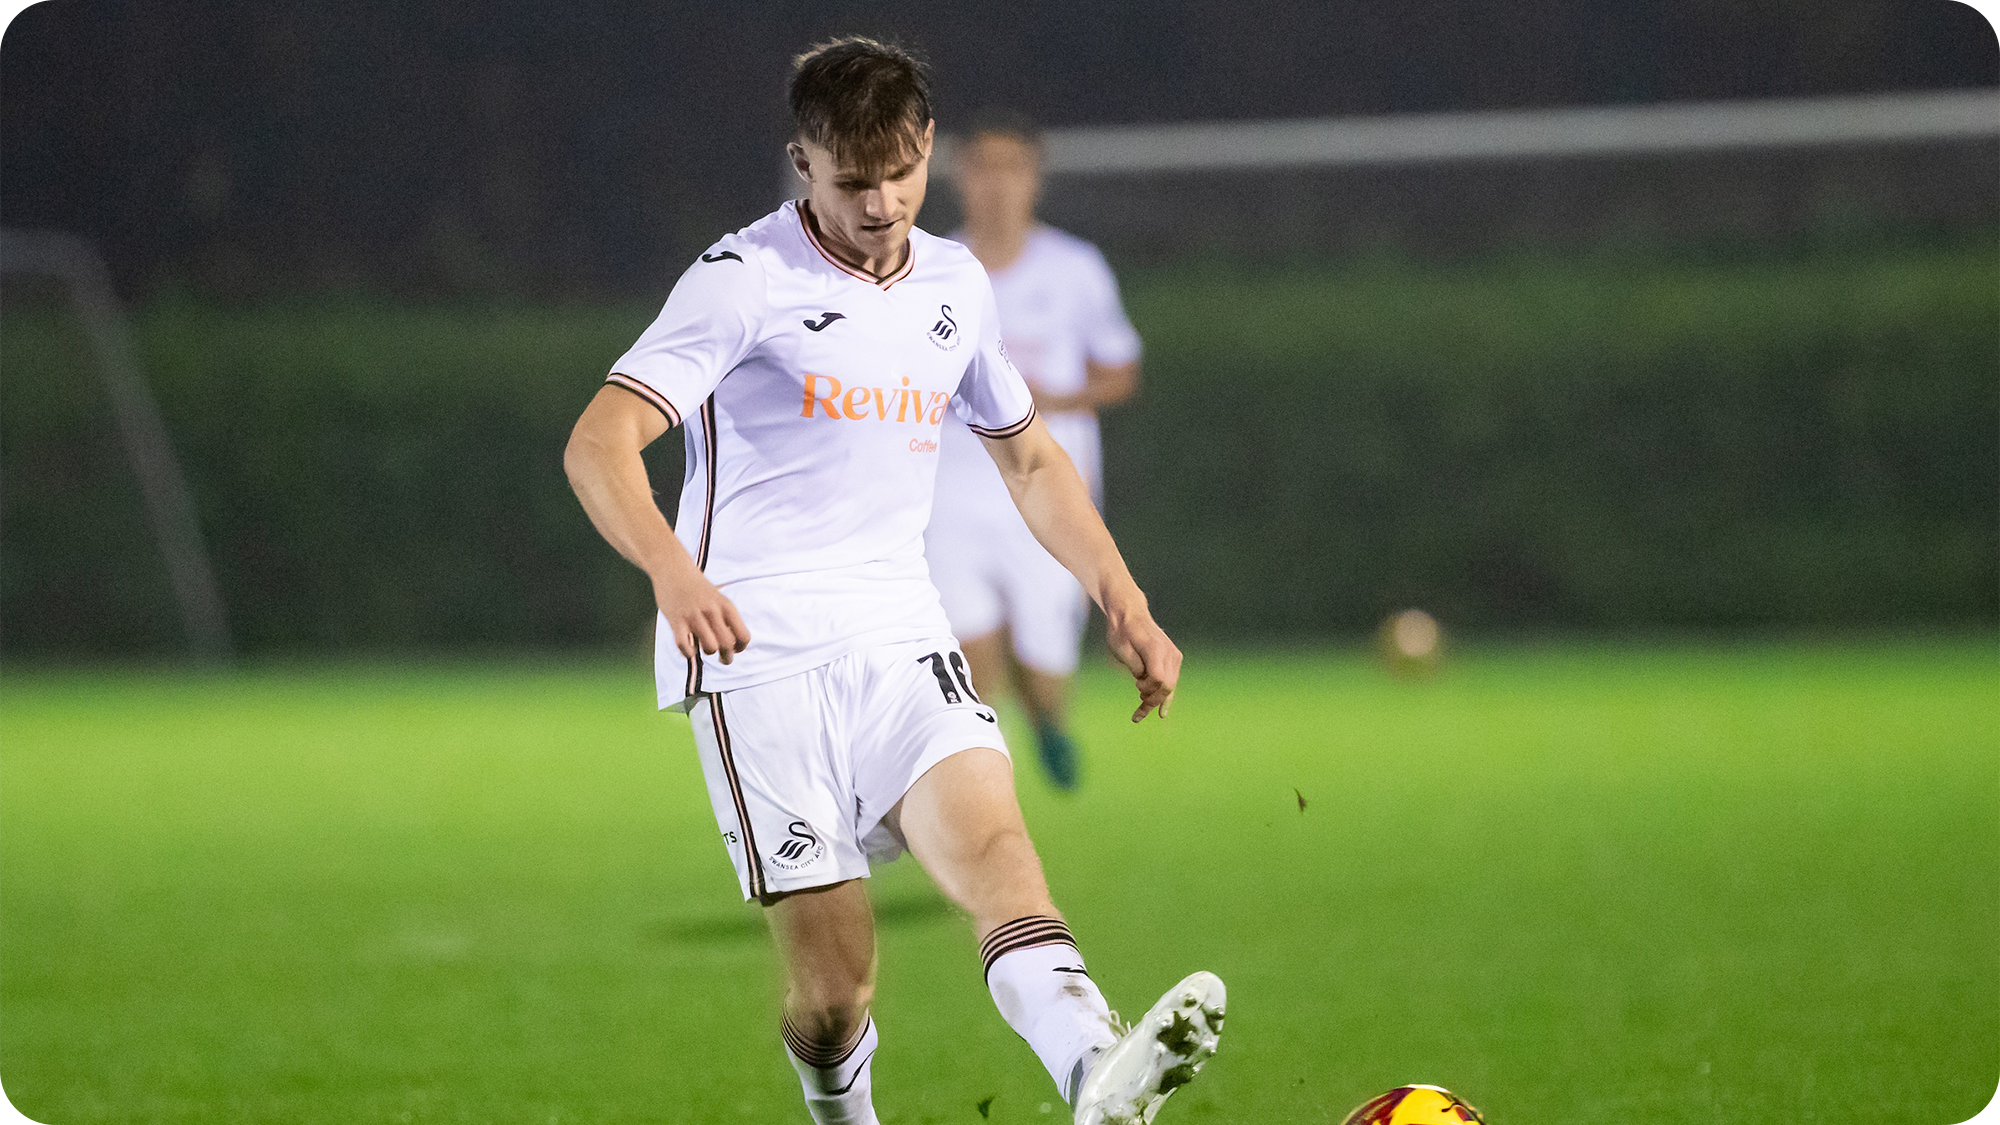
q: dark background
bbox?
[1,1,1995,655]
[3,0,1995,298]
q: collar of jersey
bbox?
[795,201,916,290]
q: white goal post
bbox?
[1,227,232,660]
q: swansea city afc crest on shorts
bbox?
[767,820,827,871]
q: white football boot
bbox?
[1073,971,1226,1125]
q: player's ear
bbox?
[912,121,937,184]
[786,141,813,184]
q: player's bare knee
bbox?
[787,983,874,1044]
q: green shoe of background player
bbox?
[1034,720,1081,790]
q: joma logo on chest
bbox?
[801,374,951,424]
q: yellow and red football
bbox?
[1340,1084,1487,1124]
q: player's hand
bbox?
[1105,601,1181,722]
[651,568,751,665]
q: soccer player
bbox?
[563,36,1223,1125]
[927,112,1142,791]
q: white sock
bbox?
[783,1013,880,1125]
[981,916,1121,1103]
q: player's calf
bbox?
[765,881,882,1124]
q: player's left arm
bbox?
[980,420,1180,722]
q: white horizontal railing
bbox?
[1035,89,2000,176]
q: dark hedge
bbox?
[1106,240,1999,636]
[2,238,1993,655]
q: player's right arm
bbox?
[565,388,750,663]
[564,239,768,664]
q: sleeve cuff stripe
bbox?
[605,374,681,427]
[968,405,1037,440]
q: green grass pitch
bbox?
[3,640,1994,1124]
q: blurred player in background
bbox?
[929,113,1143,791]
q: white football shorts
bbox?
[926,514,1090,676]
[686,637,1011,900]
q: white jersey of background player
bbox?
[562,37,1222,1125]
[929,113,1142,790]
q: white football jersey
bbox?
[931,226,1140,525]
[606,201,1037,709]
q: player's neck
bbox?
[800,199,911,282]
[964,220,1033,273]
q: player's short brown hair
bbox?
[964,108,1043,151]
[790,36,933,179]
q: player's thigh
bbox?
[958,629,1011,703]
[764,879,877,1009]
[849,637,1004,855]
[893,745,1054,924]
[688,682,870,903]
[847,639,1048,910]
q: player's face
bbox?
[953,132,1040,232]
[790,122,934,269]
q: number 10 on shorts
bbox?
[920,651,981,705]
